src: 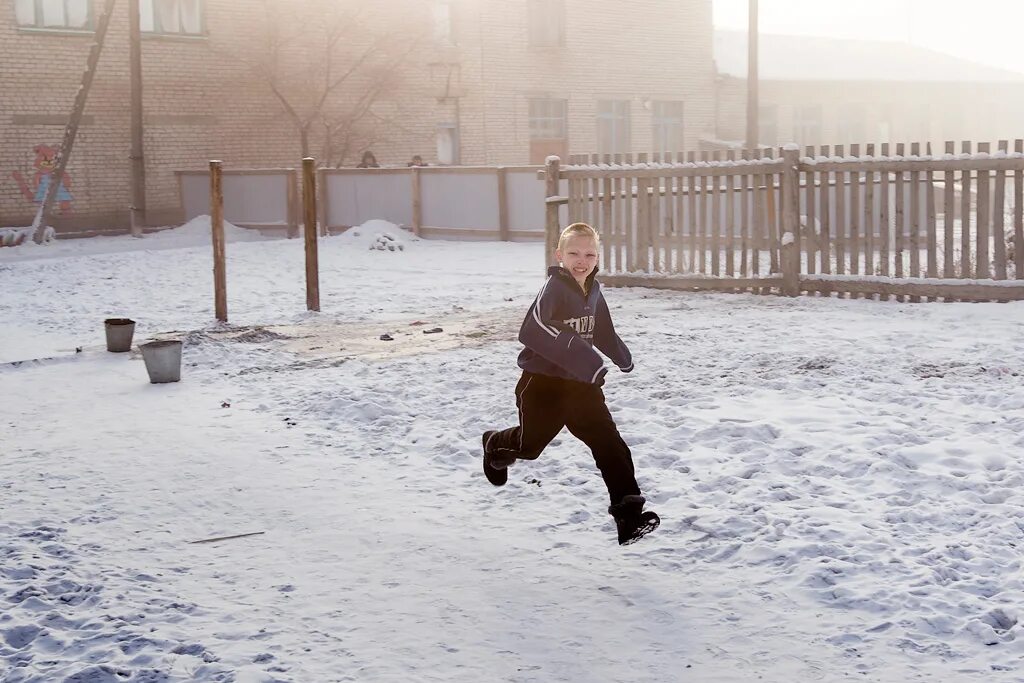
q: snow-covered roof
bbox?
[715,29,1024,83]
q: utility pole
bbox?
[32,0,118,242]
[745,0,759,151]
[129,0,146,235]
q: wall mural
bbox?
[10,144,74,214]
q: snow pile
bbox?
[337,219,416,252]
[149,214,268,246]
[0,225,55,248]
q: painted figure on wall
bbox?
[10,144,74,214]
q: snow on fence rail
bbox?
[546,142,1024,302]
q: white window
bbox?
[432,1,455,45]
[529,98,567,140]
[597,100,631,156]
[651,101,684,154]
[15,0,91,29]
[436,123,459,165]
[528,0,565,47]
[140,0,203,35]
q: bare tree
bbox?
[240,0,428,163]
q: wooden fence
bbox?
[544,142,1024,302]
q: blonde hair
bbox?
[557,222,600,251]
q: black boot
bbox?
[482,431,511,487]
[608,495,660,545]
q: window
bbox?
[528,98,568,163]
[15,0,91,29]
[528,0,565,47]
[597,100,631,156]
[529,98,567,140]
[432,1,455,45]
[837,104,866,145]
[140,0,203,35]
[651,101,684,154]
[758,104,778,146]
[793,104,822,146]
[436,123,459,165]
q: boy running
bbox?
[481,223,659,545]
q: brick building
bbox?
[714,30,1024,152]
[0,0,716,233]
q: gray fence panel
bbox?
[324,172,413,228]
[180,173,290,227]
[421,171,499,231]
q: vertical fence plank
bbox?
[699,151,709,274]
[849,143,862,298]
[879,143,890,300]
[834,144,847,297]
[961,141,973,278]
[752,151,762,281]
[635,153,650,273]
[602,154,613,272]
[819,144,832,277]
[741,148,751,281]
[710,151,721,276]
[925,143,938,287]
[894,143,906,301]
[686,151,697,273]
[993,140,1008,280]
[909,142,921,302]
[781,147,801,296]
[624,153,635,272]
[725,150,736,281]
[943,141,955,280]
[588,153,600,239]
[1016,140,1024,280]
[613,153,624,272]
[864,143,875,284]
[765,147,780,276]
[674,152,685,273]
[976,142,991,279]
[804,145,817,279]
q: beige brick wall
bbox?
[1,0,716,232]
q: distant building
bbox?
[0,0,717,233]
[714,30,1024,152]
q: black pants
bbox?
[488,371,641,504]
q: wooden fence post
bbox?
[411,166,423,237]
[302,157,321,312]
[545,156,561,271]
[497,166,510,241]
[781,146,801,296]
[209,160,227,322]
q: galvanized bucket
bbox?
[104,318,136,352]
[140,340,183,383]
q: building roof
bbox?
[714,30,1024,83]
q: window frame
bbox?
[140,0,205,37]
[596,99,631,156]
[527,0,565,48]
[651,100,684,155]
[15,0,93,31]
[528,98,568,141]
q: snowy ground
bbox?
[2,218,1023,682]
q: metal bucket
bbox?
[104,318,136,352]
[140,340,183,383]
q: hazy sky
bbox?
[713,0,1024,75]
